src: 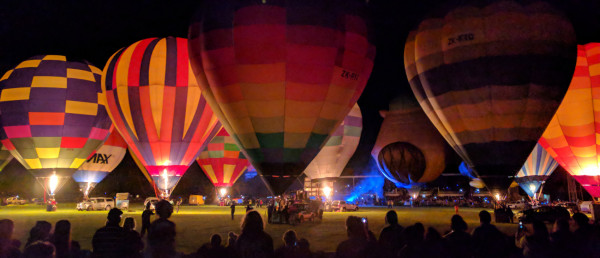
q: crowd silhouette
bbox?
[1,200,600,258]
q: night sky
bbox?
[1,0,600,197]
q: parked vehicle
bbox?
[557,202,579,213]
[507,200,527,209]
[289,202,323,225]
[6,196,27,205]
[77,197,115,211]
[516,206,570,223]
[331,200,358,212]
[144,197,160,210]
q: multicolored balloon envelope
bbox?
[371,97,446,187]
[404,1,576,192]
[515,143,559,198]
[73,129,128,197]
[0,55,112,197]
[188,0,375,194]
[303,104,362,179]
[102,37,221,198]
[0,111,14,173]
[197,128,249,188]
[540,43,600,199]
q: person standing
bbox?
[92,208,125,257]
[176,198,182,214]
[140,202,154,237]
[230,202,236,220]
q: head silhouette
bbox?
[0,219,14,240]
[210,234,222,248]
[572,212,589,228]
[241,210,264,234]
[479,210,491,224]
[451,215,468,232]
[155,200,173,219]
[385,210,398,225]
[283,230,297,246]
[107,208,123,225]
[345,216,366,238]
[123,217,136,231]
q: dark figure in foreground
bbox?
[398,223,425,258]
[571,212,600,257]
[335,216,374,258]
[274,229,297,258]
[549,218,575,258]
[378,210,403,257]
[231,203,236,220]
[122,217,143,258]
[141,202,154,237]
[22,241,55,258]
[148,200,180,257]
[515,220,550,258]
[472,210,509,258]
[235,210,274,258]
[0,219,21,258]
[444,215,472,258]
[197,234,228,258]
[25,220,52,247]
[92,208,125,257]
[51,220,80,258]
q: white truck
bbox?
[331,200,358,212]
[77,197,115,211]
[6,196,27,205]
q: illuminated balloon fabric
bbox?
[0,55,112,180]
[72,129,128,189]
[303,104,362,179]
[188,0,375,194]
[540,43,600,198]
[197,128,249,187]
[404,1,576,191]
[459,162,476,179]
[515,143,558,197]
[0,110,13,172]
[371,97,445,187]
[102,37,221,195]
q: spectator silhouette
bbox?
[378,210,403,257]
[335,216,373,258]
[423,227,445,258]
[147,200,179,258]
[472,210,509,258]
[516,220,550,258]
[92,208,125,257]
[296,238,312,258]
[22,241,55,258]
[122,217,143,258]
[444,215,472,258]
[398,223,425,258]
[25,220,52,247]
[235,210,274,258]
[0,219,21,258]
[571,212,600,257]
[550,218,575,258]
[197,234,228,258]
[50,220,79,258]
[226,232,238,257]
[274,230,297,258]
[141,202,154,237]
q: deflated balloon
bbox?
[371,97,445,187]
[515,143,558,198]
[539,43,600,198]
[189,0,375,194]
[102,37,221,197]
[0,55,112,195]
[404,1,576,192]
[303,104,362,179]
[197,128,249,188]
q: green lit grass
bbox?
[0,203,519,254]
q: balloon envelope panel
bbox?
[102,37,221,194]
[197,128,248,187]
[73,129,128,184]
[188,0,375,194]
[540,43,600,198]
[404,1,576,191]
[303,104,362,179]
[515,143,558,197]
[0,55,112,178]
[371,98,445,187]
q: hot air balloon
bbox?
[102,37,221,199]
[73,129,128,198]
[197,128,249,189]
[459,162,476,179]
[0,55,112,200]
[371,97,446,187]
[188,0,375,194]
[303,104,362,180]
[404,1,576,194]
[540,43,600,200]
[0,111,13,173]
[515,143,559,198]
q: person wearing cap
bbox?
[92,208,126,257]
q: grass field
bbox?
[0,203,520,254]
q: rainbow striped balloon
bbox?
[197,128,248,188]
